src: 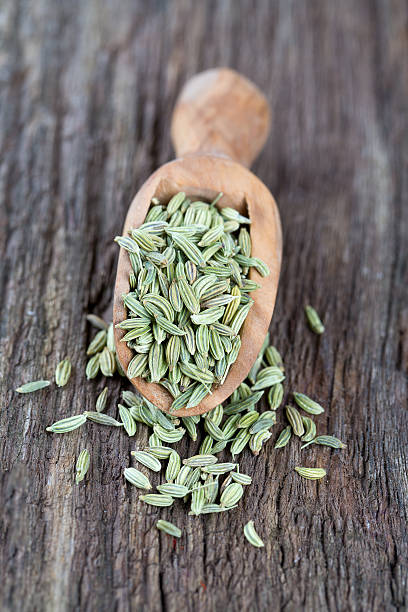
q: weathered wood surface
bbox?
[1,1,407,610]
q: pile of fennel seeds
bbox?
[43,304,345,546]
[114,191,270,411]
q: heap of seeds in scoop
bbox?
[114,192,270,410]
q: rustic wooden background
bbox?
[1,1,407,610]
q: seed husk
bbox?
[55,358,72,387]
[16,380,50,393]
[305,305,325,334]
[293,392,324,415]
[75,449,90,484]
[156,519,182,538]
[124,467,151,490]
[295,467,327,480]
[243,520,264,548]
[46,414,86,433]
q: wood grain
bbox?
[1,1,407,611]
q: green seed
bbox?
[293,392,324,415]
[157,483,189,498]
[220,482,244,507]
[202,462,237,475]
[248,333,270,383]
[16,380,50,393]
[84,412,122,427]
[251,366,285,391]
[55,358,72,387]
[86,314,108,330]
[295,467,327,480]
[230,471,252,485]
[96,387,108,412]
[156,519,182,538]
[118,404,137,436]
[243,520,264,548]
[86,330,107,355]
[145,446,173,459]
[264,346,284,371]
[99,347,116,377]
[301,435,346,449]
[305,305,325,334]
[237,411,259,429]
[75,449,90,484]
[86,354,100,379]
[183,455,218,467]
[274,426,292,448]
[165,450,181,482]
[301,417,316,442]
[230,429,251,457]
[124,467,151,490]
[139,494,174,507]
[285,405,305,436]
[249,430,272,455]
[175,465,192,486]
[131,450,162,472]
[153,424,185,443]
[268,383,284,410]
[46,414,86,433]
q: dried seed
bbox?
[139,494,174,507]
[16,380,50,393]
[243,521,264,548]
[230,429,251,457]
[153,424,185,443]
[251,366,285,390]
[220,482,244,507]
[249,411,276,434]
[165,450,181,482]
[84,412,122,427]
[86,330,107,355]
[124,467,151,490]
[237,411,259,429]
[264,346,284,371]
[190,486,206,515]
[249,430,272,455]
[87,314,108,330]
[46,414,86,433]
[301,435,346,449]
[175,465,192,485]
[127,354,148,379]
[96,387,108,412]
[274,426,292,448]
[145,446,173,459]
[156,519,182,538]
[118,404,137,436]
[99,347,116,377]
[183,455,218,467]
[285,405,305,436]
[268,383,284,410]
[157,483,189,498]
[202,463,237,475]
[301,417,316,442]
[293,392,324,415]
[75,449,90,484]
[55,358,72,387]
[295,467,327,480]
[86,353,100,379]
[131,450,162,472]
[305,305,325,334]
[230,471,252,485]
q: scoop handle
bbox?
[170,68,270,168]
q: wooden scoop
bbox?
[114,68,282,416]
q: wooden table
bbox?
[1,1,407,610]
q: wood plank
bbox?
[1,0,407,610]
